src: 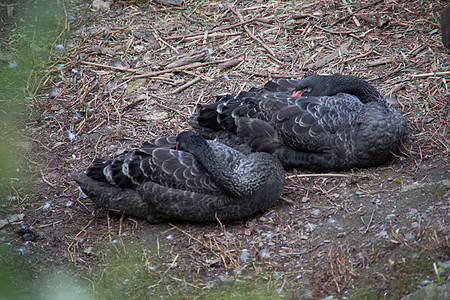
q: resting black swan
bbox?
[441,4,450,48]
[70,131,284,223]
[190,74,407,170]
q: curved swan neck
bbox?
[176,132,275,198]
[300,75,384,104]
[333,75,383,103]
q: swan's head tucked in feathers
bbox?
[71,131,285,222]
[176,131,210,153]
[290,75,383,104]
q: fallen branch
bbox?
[169,77,202,94]
[241,70,300,78]
[368,62,416,81]
[314,25,359,35]
[286,173,354,179]
[123,56,241,80]
[80,60,144,73]
[413,71,450,78]
[166,17,258,40]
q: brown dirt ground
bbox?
[3,0,450,298]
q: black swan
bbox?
[190,74,407,170]
[70,131,284,223]
[441,4,450,48]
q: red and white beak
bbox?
[291,90,306,97]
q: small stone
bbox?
[441,260,450,270]
[65,130,76,141]
[311,209,320,216]
[405,233,415,241]
[301,197,309,203]
[8,61,18,68]
[375,230,388,238]
[306,223,316,231]
[411,222,419,228]
[0,214,25,229]
[217,275,232,282]
[260,248,271,259]
[84,246,93,255]
[134,45,145,52]
[49,88,59,99]
[419,279,431,286]
[272,272,282,280]
[16,247,26,255]
[55,44,64,52]
[386,213,397,220]
[419,213,428,221]
[406,208,419,219]
[240,249,250,261]
[42,202,51,210]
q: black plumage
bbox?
[70,132,284,223]
[190,75,407,170]
[441,4,450,48]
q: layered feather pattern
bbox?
[191,75,407,170]
[71,132,284,223]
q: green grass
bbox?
[348,246,448,299]
[86,238,285,299]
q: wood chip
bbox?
[367,57,392,67]
[308,40,352,69]
[218,58,242,70]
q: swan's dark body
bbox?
[441,4,450,48]
[190,75,407,170]
[70,132,284,223]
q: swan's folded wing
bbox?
[252,93,364,152]
[70,171,152,219]
[140,135,177,148]
[85,144,222,195]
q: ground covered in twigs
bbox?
[2,0,450,298]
